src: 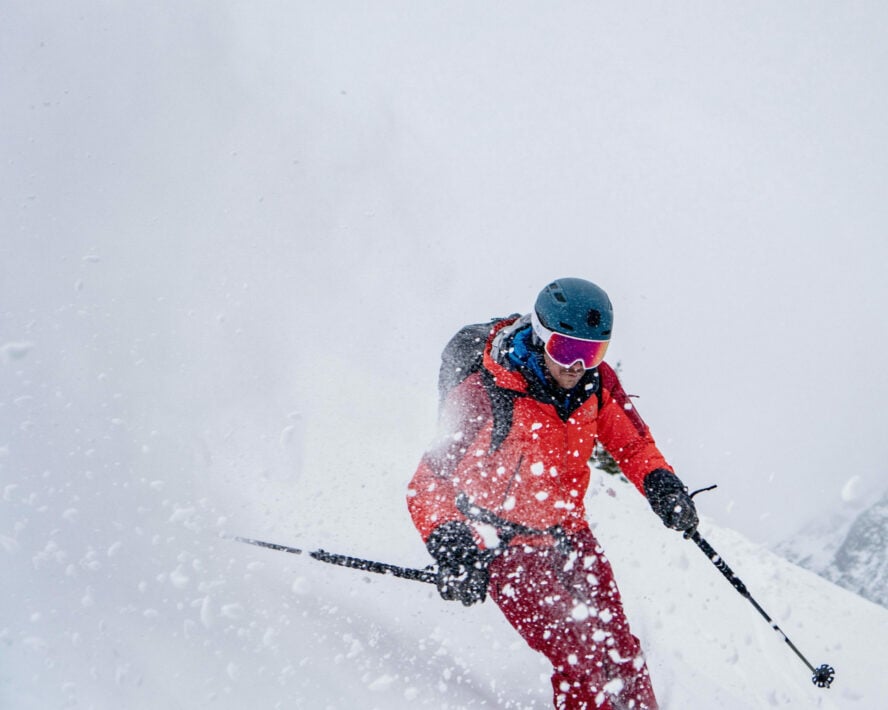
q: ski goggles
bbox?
[531,311,610,369]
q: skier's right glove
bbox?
[644,468,699,533]
[426,521,489,606]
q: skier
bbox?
[407,278,698,710]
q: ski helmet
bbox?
[533,278,613,342]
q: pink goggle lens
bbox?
[544,332,609,369]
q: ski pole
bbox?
[685,527,835,688]
[233,536,437,585]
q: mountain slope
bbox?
[830,489,888,608]
[777,487,888,610]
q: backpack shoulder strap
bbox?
[479,368,524,453]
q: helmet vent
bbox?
[558,321,575,332]
[587,309,601,328]
[553,292,567,303]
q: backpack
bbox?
[437,315,520,408]
[436,315,526,452]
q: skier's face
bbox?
[543,351,585,390]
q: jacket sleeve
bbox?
[406,372,492,541]
[595,362,673,494]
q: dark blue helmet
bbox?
[533,278,613,341]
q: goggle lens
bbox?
[544,332,609,369]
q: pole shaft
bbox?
[234,536,437,585]
[688,531,816,674]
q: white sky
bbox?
[2,2,887,544]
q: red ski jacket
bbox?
[407,317,673,546]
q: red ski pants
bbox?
[487,528,658,710]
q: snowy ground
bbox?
[3,453,885,709]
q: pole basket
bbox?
[812,664,835,689]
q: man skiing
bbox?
[407,278,698,710]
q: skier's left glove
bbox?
[644,468,699,533]
[426,521,489,606]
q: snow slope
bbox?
[2,459,885,709]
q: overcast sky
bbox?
[2,2,887,547]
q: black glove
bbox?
[644,468,699,533]
[426,521,489,606]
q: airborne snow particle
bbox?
[603,678,625,695]
[571,602,591,621]
[169,566,189,588]
[1,342,35,362]
[367,673,396,691]
[199,596,213,627]
[220,603,244,619]
[841,475,862,502]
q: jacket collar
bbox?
[483,314,601,419]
